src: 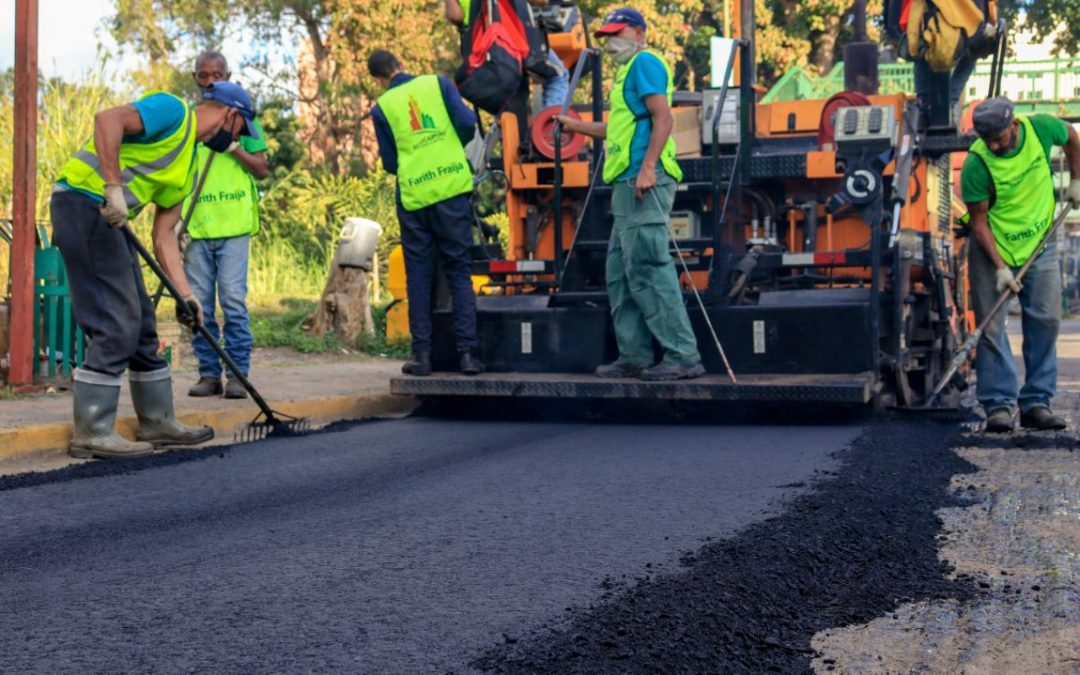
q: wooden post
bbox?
[9,0,39,385]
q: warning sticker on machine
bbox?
[521,322,533,354]
[753,320,766,354]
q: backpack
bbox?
[455,0,529,114]
[906,0,992,72]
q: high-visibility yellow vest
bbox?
[183,144,261,240]
[377,75,472,211]
[968,116,1056,267]
[603,50,683,185]
[57,91,197,214]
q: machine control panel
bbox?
[833,105,897,154]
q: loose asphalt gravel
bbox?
[0,415,977,673]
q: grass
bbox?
[248,296,410,359]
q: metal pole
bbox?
[9,0,38,385]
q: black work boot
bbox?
[188,376,223,397]
[459,349,485,376]
[224,378,249,399]
[639,361,707,382]
[1020,406,1067,430]
[595,360,647,378]
[984,407,1015,433]
[402,351,432,376]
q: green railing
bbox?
[762,58,1080,117]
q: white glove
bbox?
[100,183,128,227]
[995,267,1021,294]
[225,140,241,154]
[1068,178,1080,209]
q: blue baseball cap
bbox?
[201,81,258,138]
[594,7,647,37]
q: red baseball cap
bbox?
[594,8,647,37]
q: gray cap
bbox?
[972,96,1015,137]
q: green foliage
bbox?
[998,0,1080,56]
[249,297,345,353]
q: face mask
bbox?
[605,36,641,64]
[205,116,235,153]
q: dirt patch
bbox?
[471,422,979,673]
[812,396,1080,673]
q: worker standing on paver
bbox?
[51,83,260,458]
[963,96,1080,432]
[184,52,270,400]
[556,8,704,381]
[367,50,485,376]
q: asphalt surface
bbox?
[0,417,858,673]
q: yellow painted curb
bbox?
[0,394,417,461]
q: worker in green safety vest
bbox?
[368,49,485,376]
[183,52,270,401]
[963,96,1080,433]
[556,7,704,381]
[51,80,260,459]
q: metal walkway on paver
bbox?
[391,371,876,404]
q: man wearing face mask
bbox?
[963,96,1080,432]
[555,8,704,381]
[183,53,270,400]
[51,81,259,458]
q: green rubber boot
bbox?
[130,368,215,448]
[69,372,155,459]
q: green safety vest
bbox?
[969,116,1056,267]
[603,49,683,185]
[58,91,197,214]
[461,0,472,26]
[183,145,261,240]
[377,75,472,212]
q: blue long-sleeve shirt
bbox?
[370,73,478,175]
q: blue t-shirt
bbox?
[618,52,669,181]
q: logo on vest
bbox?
[408,96,436,132]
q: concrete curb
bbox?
[0,394,418,461]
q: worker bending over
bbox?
[52,83,259,458]
[963,97,1080,432]
[556,8,704,381]
[368,50,484,376]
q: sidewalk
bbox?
[0,354,412,474]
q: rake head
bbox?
[233,411,313,443]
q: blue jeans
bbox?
[184,236,254,378]
[969,237,1061,413]
[541,50,569,109]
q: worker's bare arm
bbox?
[151,203,194,298]
[230,147,270,179]
[554,115,606,139]
[93,105,145,184]
[1063,122,1080,180]
[967,199,1006,269]
[445,0,464,24]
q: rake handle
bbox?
[121,225,282,425]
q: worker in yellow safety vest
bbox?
[556,8,704,381]
[51,81,260,459]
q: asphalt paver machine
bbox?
[391,0,983,411]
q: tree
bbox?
[997,0,1080,56]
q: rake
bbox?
[122,225,311,441]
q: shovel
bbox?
[121,225,311,441]
[922,206,1070,409]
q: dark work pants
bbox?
[397,193,479,353]
[51,191,167,377]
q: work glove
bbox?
[995,267,1022,295]
[1068,178,1080,209]
[176,294,204,330]
[100,183,129,228]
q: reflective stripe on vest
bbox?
[377,75,472,212]
[969,116,1056,267]
[57,91,196,214]
[603,49,683,185]
[183,144,261,240]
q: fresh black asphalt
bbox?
[0,417,859,673]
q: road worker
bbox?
[184,52,270,400]
[368,49,485,376]
[963,96,1080,432]
[51,82,259,458]
[556,8,704,381]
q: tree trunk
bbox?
[302,258,376,347]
